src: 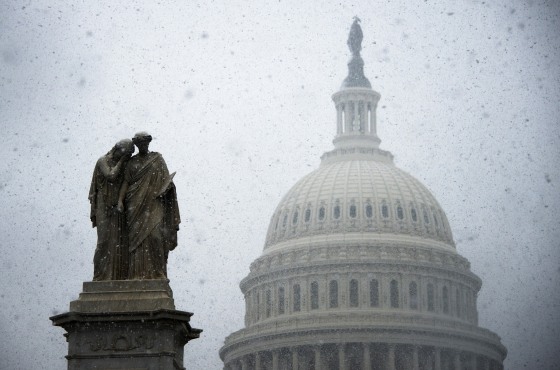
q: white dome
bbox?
[265,152,455,252]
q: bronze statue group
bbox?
[88,132,180,281]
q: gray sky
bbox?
[1,0,559,368]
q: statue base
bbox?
[50,280,201,370]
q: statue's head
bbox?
[132,131,152,154]
[113,138,134,160]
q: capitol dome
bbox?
[264,154,455,254]
[220,19,506,370]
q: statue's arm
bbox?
[117,180,129,213]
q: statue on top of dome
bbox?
[347,16,363,57]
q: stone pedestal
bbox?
[50,280,201,370]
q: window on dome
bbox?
[397,206,404,220]
[382,204,389,218]
[329,280,338,308]
[423,210,430,224]
[292,211,299,225]
[318,206,325,221]
[278,287,285,315]
[275,215,280,230]
[293,284,301,312]
[370,279,379,307]
[443,286,449,314]
[456,288,461,318]
[333,205,341,219]
[304,208,311,223]
[283,214,288,227]
[390,280,399,308]
[427,284,435,312]
[409,282,418,310]
[265,290,271,318]
[349,279,359,307]
[311,282,319,309]
[433,211,439,227]
[365,204,373,218]
[411,208,418,222]
[349,204,357,218]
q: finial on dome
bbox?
[341,17,371,89]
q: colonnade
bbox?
[225,343,502,370]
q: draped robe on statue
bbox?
[89,159,128,280]
[124,152,180,279]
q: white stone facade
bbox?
[220,30,506,370]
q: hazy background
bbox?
[1,0,559,368]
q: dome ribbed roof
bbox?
[264,156,455,252]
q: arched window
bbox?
[397,206,404,220]
[390,280,399,308]
[409,282,418,310]
[265,290,271,318]
[443,286,449,314]
[318,206,326,221]
[456,288,461,317]
[275,214,280,230]
[423,210,430,224]
[304,208,311,223]
[329,280,338,308]
[370,279,379,307]
[278,287,285,315]
[427,284,435,312]
[349,204,357,218]
[283,214,288,227]
[440,211,447,231]
[333,205,341,219]
[433,212,439,227]
[382,204,389,218]
[292,211,299,225]
[293,284,301,312]
[411,208,417,222]
[311,282,319,309]
[365,204,373,218]
[349,279,359,307]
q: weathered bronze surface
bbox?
[118,131,181,280]
[90,132,180,281]
[89,139,134,280]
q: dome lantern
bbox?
[325,18,387,163]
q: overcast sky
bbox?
[1,0,559,369]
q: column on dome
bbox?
[387,345,396,370]
[255,352,262,370]
[434,347,441,370]
[412,346,419,370]
[240,356,248,370]
[291,347,299,370]
[362,343,372,370]
[337,104,343,135]
[344,100,352,133]
[470,354,478,370]
[453,351,461,370]
[272,350,279,370]
[352,100,359,132]
[313,346,322,370]
[369,101,377,134]
[482,357,490,370]
[338,344,347,370]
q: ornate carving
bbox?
[86,333,155,352]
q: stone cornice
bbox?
[244,244,478,292]
[220,311,506,362]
